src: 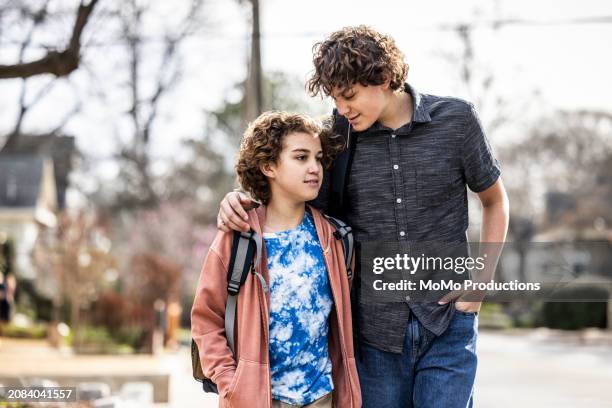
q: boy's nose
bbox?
[308,162,320,173]
[336,101,350,117]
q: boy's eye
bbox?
[316,156,323,162]
[342,91,356,100]
[296,155,306,160]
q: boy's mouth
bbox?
[304,179,320,187]
[348,114,360,124]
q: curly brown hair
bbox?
[236,111,342,205]
[307,25,408,97]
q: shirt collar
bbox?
[406,83,432,124]
[362,83,431,134]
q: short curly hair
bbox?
[236,111,342,205]
[307,25,408,97]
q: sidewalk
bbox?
[476,328,612,407]
[0,337,171,403]
[2,329,612,407]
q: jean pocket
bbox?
[455,309,478,317]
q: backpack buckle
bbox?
[240,230,255,240]
[333,225,352,240]
[227,280,241,296]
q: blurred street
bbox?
[476,329,612,407]
[3,328,611,407]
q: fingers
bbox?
[455,301,481,313]
[239,194,260,210]
[218,192,251,232]
[217,213,230,233]
[228,192,251,222]
[220,209,248,232]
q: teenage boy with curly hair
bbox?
[193,112,360,408]
[218,26,509,407]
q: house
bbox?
[0,134,75,280]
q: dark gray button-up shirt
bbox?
[315,84,501,353]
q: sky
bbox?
[158,0,612,159]
[199,0,612,108]
[1,0,611,184]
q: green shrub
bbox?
[1,323,47,339]
[70,326,139,354]
[541,286,608,330]
[112,326,144,349]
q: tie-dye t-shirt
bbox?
[263,211,334,405]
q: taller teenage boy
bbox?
[218,26,509,407]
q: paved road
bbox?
[475,330,612,408]
[2,329,612,407]
[174,330,612,408]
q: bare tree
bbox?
[1,1,209,210]
[500,110,612,226]
[0,0,98,150]
[104,0,205,209]
[0,0,98,79]
[32,210,115,350]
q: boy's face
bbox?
[263,131,323,204]
[331,83,388,132]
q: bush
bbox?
[89,291,152,352]
[540,286,608,330]
[70,325,142,354]
[1,323,47,339]
[113,326,144,349]
[71,326,115,354]
[90,291,130,332]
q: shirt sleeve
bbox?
[461,103,501,192]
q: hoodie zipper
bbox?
[254,264,273,406]
[323,234,355,407]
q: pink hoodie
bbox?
[191,205,361,407]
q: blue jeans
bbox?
[357,310,478,408]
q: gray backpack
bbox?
[191,216,354,393]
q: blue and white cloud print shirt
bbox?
[263,211,334,405]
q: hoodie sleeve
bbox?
[191,233,237,397]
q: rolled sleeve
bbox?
[461,103,501,192]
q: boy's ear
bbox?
[382,75,391,90]
[260,163,276,178]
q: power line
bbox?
[438,15,612,30]
[2,15,612,49]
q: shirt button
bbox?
[399,231,406,237]
[396,198,402,203]
[393,164,399,170]
[391,133,396,138]
[405,295,411,301]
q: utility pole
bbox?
[244,0,263,124]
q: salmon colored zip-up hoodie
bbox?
[191,205,361,408]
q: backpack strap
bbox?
[224,230,262,354]
[191,229,263,393]
[324,214,354,281]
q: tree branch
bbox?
[0,0,99,79]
